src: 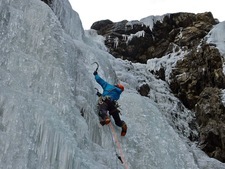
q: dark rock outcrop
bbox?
[170,44,225,109]
[138,84,150,97]
[196,87,225,162]
[169,43,225,162]
[91,12,217,63]
[91,19,114,33]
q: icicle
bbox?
[126,31,145,45]
[114,37,119,48]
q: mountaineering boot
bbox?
[100,116,111,126]
[105,117,111,124]
[99,120,105,126]
[121,123,127,136]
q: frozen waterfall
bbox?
[0,0,224,169]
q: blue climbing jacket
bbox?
[95,74,123,101]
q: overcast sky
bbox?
[69,0,224,30]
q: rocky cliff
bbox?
[91,12,225,163]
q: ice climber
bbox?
[93,70,127,136]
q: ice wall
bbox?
[51,0,84,40]
[0,0,97,168]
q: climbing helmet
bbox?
[116,83,124,91]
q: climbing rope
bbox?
[108,125,119,168]
[108,122,129,169]
[109,124,122,164]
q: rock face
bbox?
[91,12,217,63]
[91,12,225,162]
[170,43,225,162]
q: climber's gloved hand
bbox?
[96,92,102,97]
[93,71,98,75]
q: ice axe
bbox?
[94,87,102,97]
[92,62,99,72]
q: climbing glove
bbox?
[96,92,102,97]
[93,71,98,75]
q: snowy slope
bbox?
[0,0,224,169]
